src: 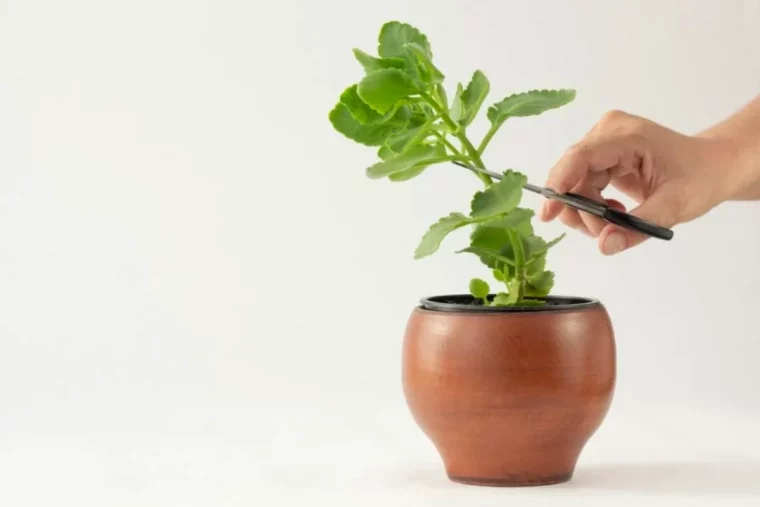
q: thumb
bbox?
[598,190,679,255]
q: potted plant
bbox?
[329,21,615,487]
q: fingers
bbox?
[597,189,679,255]
[558,207,590,236]
[574,178,611,236]
[543,170,616,236]
[604,198,627,212]
[539,170,613,222]
[555,198,627,238]
[540,110,645,223]
[539,110,686,255]
[544,137,635,194]
[539,138,634,222]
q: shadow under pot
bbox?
[402,294,616,487]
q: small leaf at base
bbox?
[526,271,555,297]
[491,293,511,306]
[469,278,490,300]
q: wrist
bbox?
[694,132,760,202]
[696,95,760,201]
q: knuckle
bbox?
[625,118,648,139]
[601,109,628,123]
[565,142,590,159]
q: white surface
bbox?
[1,0,760,505]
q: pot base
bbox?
[448,472,572,487]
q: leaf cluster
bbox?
[329,21,575,306]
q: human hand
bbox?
[539,109,751,255]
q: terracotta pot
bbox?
[402,294,615,487]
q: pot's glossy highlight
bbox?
[402,296,615,487]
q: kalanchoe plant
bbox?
[329,21,575,306]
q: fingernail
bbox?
[604,232,627,255]
[539,201,548,221]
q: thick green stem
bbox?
[431,130,465,159]
[506,229,526,302]
[419,91,493,187]
[420,155,465,165]
[477,121,503,155]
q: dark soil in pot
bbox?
[421,294,600,312]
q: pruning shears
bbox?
[452,161,674,241]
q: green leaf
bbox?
[468,226,510,269]
[542,233,566,252]
[415,212,470,259]
[449,83,464,122]
[488,89,576,126]
[366,144,440,179]
[385,124,430,154]
[330,86,413,146]
[388,164,427,182]
[482,208,534,231]
[470,170,527,218]
[526,271,555,297]
[358,69,419,114]
[338,85,382,124]
[378,21,432,59]
[492,268,505,282]
[518,299,546,307]
[524,233,565,258]
[353,49,406,73]
[467,212,532,270]
[522,235,547,258]
[329,102,402,146]
[378,145,395,160]
[470,223,509,251]
[403,42,444,85]
[436,84,448,109]
[492,292,511,306]
[459,70,490,126]
[527,254,546,275]
[457,246,516,267]
[469,278,490,300]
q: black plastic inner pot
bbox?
[419,294,600,313]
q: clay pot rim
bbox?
[419,294,601,313]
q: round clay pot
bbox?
[402,294,615,487]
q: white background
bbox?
[2,0,760,505]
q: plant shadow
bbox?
[567,461,760,496]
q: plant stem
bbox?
[507,229,526,302]
[421,155,465,165]
[477,121,502,155]
[431,131,464,159]
[419,91,493,187]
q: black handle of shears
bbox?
[562,192,674,240]
[602,207,674,240]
